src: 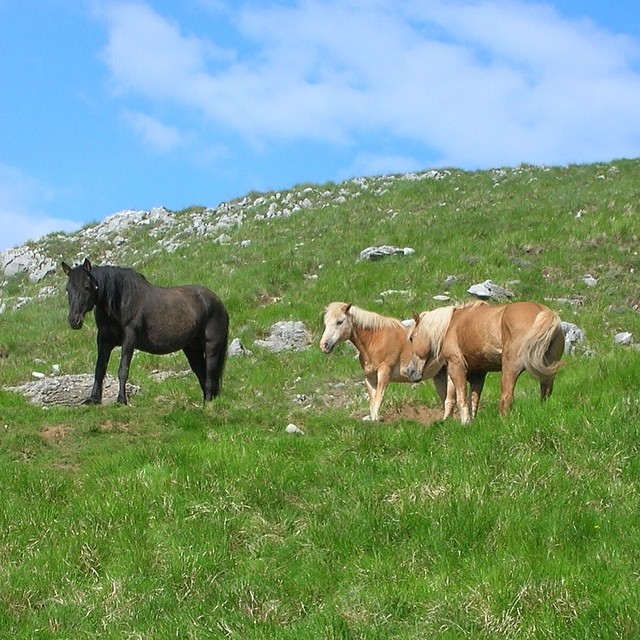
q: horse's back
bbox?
[445,301,557,370]
[150,284,225,315]
[444,303,501,368]
[502,301,553,324]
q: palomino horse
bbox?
[62,258,229,405]
[402,301,564,424]
[320,302,447,421]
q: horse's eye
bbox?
[336,319,344,326]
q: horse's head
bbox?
[62,258,98,330]
[319,302,353,353]
[401,312,432,382]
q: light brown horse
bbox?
[401,301,564,424]
[320,302,447,421]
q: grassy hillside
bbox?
[0,160,639,638]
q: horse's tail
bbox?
[208,302,229,399]
[520,310,564,381]
[211,330,228,398]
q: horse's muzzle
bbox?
[68,315,84,330]
[403,362,423,383]
[319,340,334,354]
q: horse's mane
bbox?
[92,265,148,320]
[325,302,405,331]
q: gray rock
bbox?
[4,374,139,406]
[467,279,514,300]
[228,338,253,357]
[285,423,305,435]
[358,245,415,261]
[0,246,56,282]
[254,321,311,353]
[562,321,585,354]
[614,332,633,346]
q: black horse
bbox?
[62,258,229,405]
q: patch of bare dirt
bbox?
[256,292,281,306]
[40,424,74,444]
[383,405,444,425]
[346,405,444,425]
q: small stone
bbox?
[358,245,414,261]
[228,338,253,357]
[467,280,514,300]
[285,423,305,435]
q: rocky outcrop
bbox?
[4,374,139,406]
[0,246,56,283]
[254,321,312,353]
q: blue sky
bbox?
[1,0,639,251]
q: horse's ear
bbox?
[412,311,421,326]
[61,262,71,275]
[82,258,92,272]
[344,303,352,315]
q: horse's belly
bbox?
[137,324,200,354]
[465,350,502,372]
[138,341,190,355]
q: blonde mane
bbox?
[325,302,405,331]
[416,305,456,356]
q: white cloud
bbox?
[0,163,80,251]
[123,110,186,151]
[98,0,640,168]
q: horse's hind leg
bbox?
[498,365,524,415]
[540,378,554,402]
[183,342,207,398]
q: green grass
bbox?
[0,159,639,638]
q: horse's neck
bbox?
[93,267,127,319]
[349,324,376,361]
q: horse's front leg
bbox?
[443,375,457,420]
[369,367,391,422]
[432,367,455,419]
[88,333,115,404]
[116,333,136,405]
[363,375,377,420]
[469,372,487,420]
[447,361,471,424]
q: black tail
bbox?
[206,300,229,399]
[210,328,228,398]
